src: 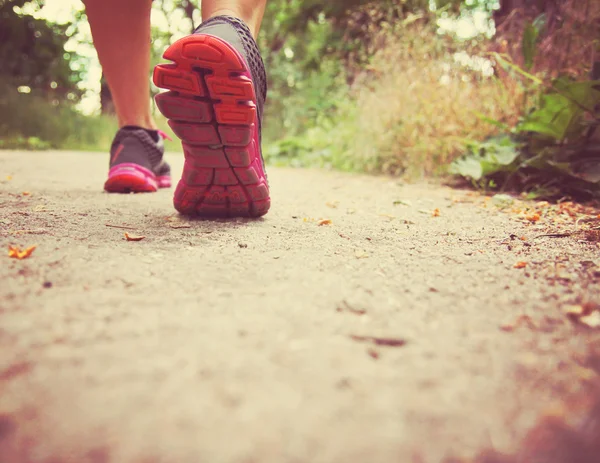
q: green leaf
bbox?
[449,156,483,180]
[517,93,581,140]
[522,23,539,71]
[491,145,521,165]
[490,52,544,85]
[473,112,510,131]
[552,79,600,111]
[532,13,547,32]
[517,120,564,139]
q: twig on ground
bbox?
[105,224,138,230]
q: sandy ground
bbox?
[1,151,600,463]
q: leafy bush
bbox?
[450,14,600,200]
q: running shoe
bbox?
[153,15,270,217]
[104,126,172,193]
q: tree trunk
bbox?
[177,0,196,32]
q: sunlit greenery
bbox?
[1,0,598,199]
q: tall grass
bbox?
[334,23,525,177]
[264,20,526,178]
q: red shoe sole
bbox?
[104,163,171,193]
[153,34,270,218]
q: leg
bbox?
[86,0,171,193]
[84,0,156,130]
[201,0,267,37]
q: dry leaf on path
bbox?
[318,219,332,226]
[8,245,36,259]
[514,261,528,269]
[22,192,30,196]
[106,224,137,230]
[354,250,369,259]
[432,208,441,217]
[336,301,367,316]
[500,314,536,332]
[393,200,412,207]
[350,335,406,347]
[169,223,191,229]
[124,233,145,242]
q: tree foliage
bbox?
[0,0,81,99]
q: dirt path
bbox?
[1,151,600,463]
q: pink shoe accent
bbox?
[153,34,270,218]
[157,130,173,142]
[104,163,158,193]
[157,175,172,188]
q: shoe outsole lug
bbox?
[153,33,270,218]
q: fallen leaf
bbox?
[354,250,369,259]
[33,205,46,212]
[500,314,536,332]
[169,223,191,229]
[367,348,380,360]
[318,219,332,226]
[22,192,30,196]
[526,213,541,223]
[514,261,528,269]
[350,335,406,347]
[491,194,514,207]
[338,233,350,240]
[337,301,367,316]
[124,233,145,242]
[432,208,441,217]
[8,245,36,259]
[106,224,137,230]
[393,199,412,207]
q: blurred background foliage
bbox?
[1,0,599,198]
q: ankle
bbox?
[118,117,157,132]
[205,8,259,37]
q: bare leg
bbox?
[201,0,267,37]
[84,0,156,130]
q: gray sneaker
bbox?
[153,16,269,217]
[104,126,171,193]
